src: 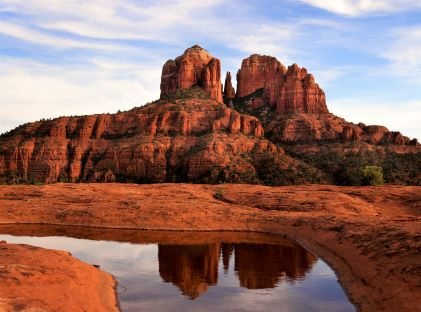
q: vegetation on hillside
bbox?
[287,148,421,186]
[160,86,212,102]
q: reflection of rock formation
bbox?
[221,243,234,273]
[158,241,316,299]
[233,243,317,289]
[158,244,220,299]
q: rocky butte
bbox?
[0,45,420,185]
[161,45,223,103]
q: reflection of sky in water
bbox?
[0,234,355,312]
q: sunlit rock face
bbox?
[233,54,418,146]
[236,54,328,115]
[0,98,287,184]
[158,244,220,299]
[160,45,223,103]
[0,45,419,185]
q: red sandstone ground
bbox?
[0,183,420,311]
[0,240,118,312]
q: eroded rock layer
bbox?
[233,54,418,147]
[0,96,315,184]
[236,54,327,115]
[0,46,419,185]
[160,45,223,103]
[223,71,235,104]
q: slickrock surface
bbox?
[0,183,420,312]
[160,45,223,103]
[0,240,118,312]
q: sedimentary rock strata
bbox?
[0,45,419,184]
[161,45,223,103]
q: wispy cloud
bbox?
[0,0,419,140]
[379,26,421,84]
[0,0,226,43]
[299,0,421,16]
[0,57,161,133]
[0,21,127,50]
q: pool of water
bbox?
[0,225,355,312]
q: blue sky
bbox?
[0,0,420,139]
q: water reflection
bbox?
[159,244,220,299]
[157,242,316,298]
[0,225,355,312]
[233,243,316,289]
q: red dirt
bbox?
[0,183,420,311]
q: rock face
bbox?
[0,46,419,185]
[160,45,223,103]
[223,71,235,103]
[233,54,417,146]
[277,64,327,114]
[0,95,310,184]
[236,55,285,105]
[236,55,328,114]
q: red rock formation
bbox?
[236,55,327,114]
[0,98,298,184]
[160,45,223,103]
[0,46,419,185]
[236,54,286,107]
[223,71,235,103]
[277,64,328,114]
[265,113,417,145]
[234,54,418,147]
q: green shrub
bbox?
[214,187,226,200]
[360,165,384,186]
[287,148,420,186]
[160,86,211,102]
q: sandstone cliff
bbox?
[0,90,316,184]
[236,55,327,115]
[0,46,419,185]
[161,45,223,103]
[223,71,235,104]
[233,54,418,147]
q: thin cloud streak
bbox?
[0,0,419,140]
[0,21,131,51]
[0,57,161,133]
[299,0,421,17]
[380,26,421,85]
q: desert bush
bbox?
[255,154,326,186]
[287,148,421,186]
[161,86,211,102]
[214,187,226,200]
[360,165,384,186]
